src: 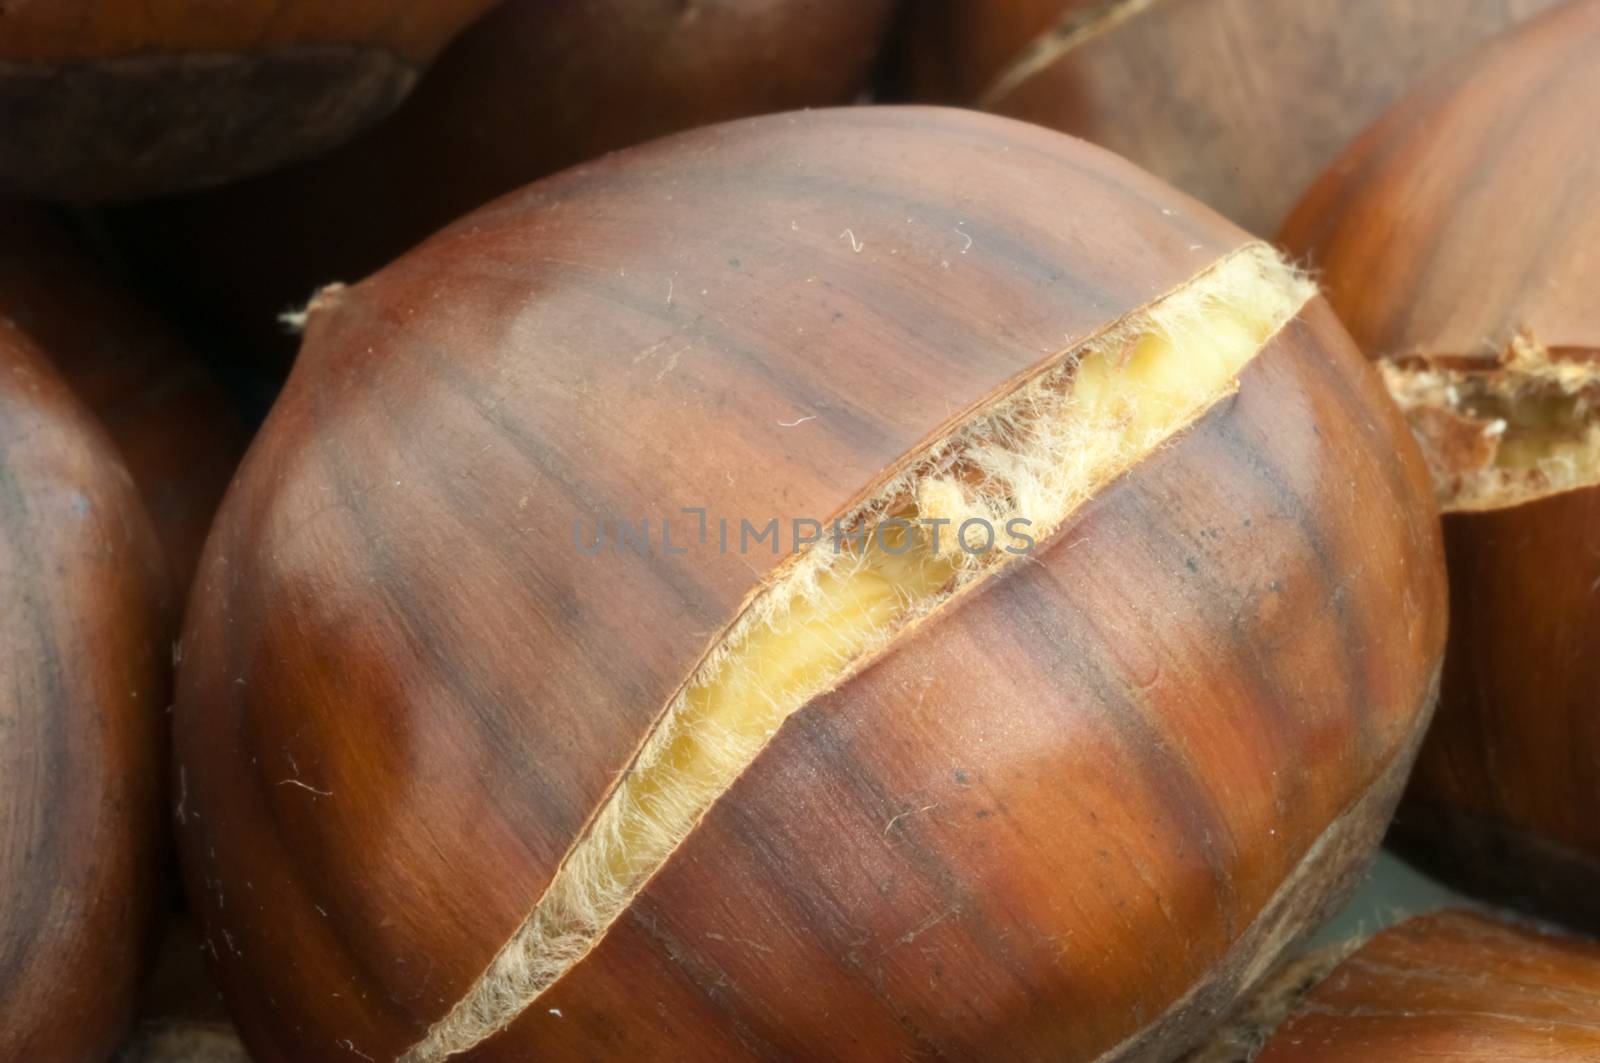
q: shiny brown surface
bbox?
[1257,909,1600,1061]
[0,0,500,199]
[174,108,1445,1061]
[0,324,172,1059]
[1280,0,1600,931]
[108,0,898,364]
[896,0,1557,236]
[0,201,249,597]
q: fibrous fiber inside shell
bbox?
[1380,337,1600,512]
[400,242,1315,1061]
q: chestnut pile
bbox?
[1,2,1595,1062]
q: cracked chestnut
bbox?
[1280,0,1600,933]
[174,108,1446,1062]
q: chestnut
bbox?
[174,108,1445,1061]
[1279,0,1600,932]
[0,318,171,1056]
[108,0,898,366]
[1250,909,1600,1061]
[0,200,249,597]
[0,0,501,200]
[893,0,1560,235]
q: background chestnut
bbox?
[107,0,898,369]
[1252,909,1600,1061]
[1279,0,1600,932]
[174,107,1445,1061]
[0,200,249,596]
[892,0,1559,235]
[0,0,502,200]
[0,317,171,1058]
